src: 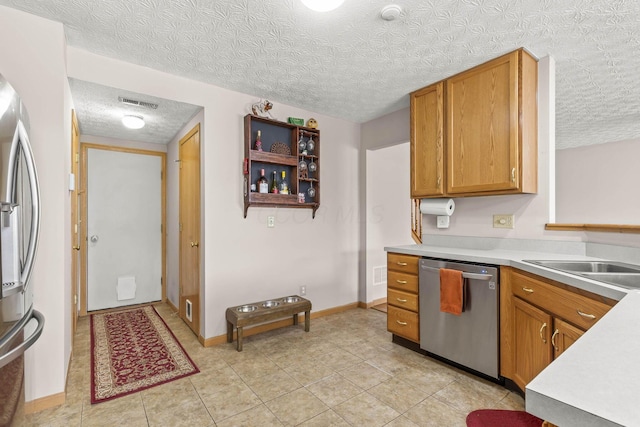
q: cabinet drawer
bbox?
[387,305,420,343]
[387,253,419,274]
[511,271,613,330]
[388,271,419,293]
[388,288,419,312]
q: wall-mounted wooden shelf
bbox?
[243,114,320,218]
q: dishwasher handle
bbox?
[420,265,493,281]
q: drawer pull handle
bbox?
[396,320,408,326]
[396,298,408,303]
[396,280,408,284]
[551,329,559,351]
[396,262,408,266]
[539,322,547,343]
[522,287,534,294]
[577,310,596,320]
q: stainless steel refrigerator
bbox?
[0,73,45,426]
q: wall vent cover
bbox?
[118,96,158,109]
[373,266,387,286]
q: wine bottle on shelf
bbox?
[255,130,263,151]
[270,171,279,194]
[257,168,268,193]
[279,170,289,194]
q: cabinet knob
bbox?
[539,322,547,343]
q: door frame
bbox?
[79,142,167,315]
[70,110,80,338]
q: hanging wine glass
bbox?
[299,156,307,172]
[308,158,317,173]
[307,181,316,199]
[306,135,315,154]
[298,133,307,154]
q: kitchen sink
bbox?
[524,260,640,290]
[524,260,640,273]
[578,273,640,290]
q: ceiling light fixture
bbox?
[380,4,402,21]
[301,0,344,12]
[122,114,145,129]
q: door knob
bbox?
[190,241,199,247]
[90,235,99,243]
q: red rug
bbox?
[466,409,543,427]
[90,306,199,403]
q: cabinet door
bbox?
[446,51,519,194]
[410,82,444,197]
[513,297,553,390]
[552,318,584,359]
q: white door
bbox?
[86,148,162,311]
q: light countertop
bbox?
[385,243,638,426]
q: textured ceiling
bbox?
[1,0,639,149]
[68,79,201,144]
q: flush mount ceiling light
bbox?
[380,4,402,21]
[122,114,145,129]
[301,0,344,12]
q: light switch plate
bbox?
[493,214,514,229]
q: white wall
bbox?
[0,6,71,402]
[556,138,640,224]
[366,143,413,302]
[67,48,362,341]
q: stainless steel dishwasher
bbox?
[419,257,500,380]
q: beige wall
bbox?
[366,143,413,302]
[0,6,71,402]
[67,47,362,340]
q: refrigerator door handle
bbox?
[8,121,40,287]
[0,310,44,370]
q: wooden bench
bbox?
[225,295,312,351]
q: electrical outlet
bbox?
[267,216,275,228]
[300,286,306,296]
[493,214,515,229]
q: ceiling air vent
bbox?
[118,96,158,109]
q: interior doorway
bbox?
[178,124,201,336]
[80,143,166,313]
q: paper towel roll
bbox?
[420,198,455,216]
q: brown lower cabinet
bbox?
[501,267,616,391]
[386,253,420,343]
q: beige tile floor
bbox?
[26,304,524,426]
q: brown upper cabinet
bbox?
[410,48,538,198]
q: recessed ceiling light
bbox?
[122,114,145,129]
[301,0,344,12]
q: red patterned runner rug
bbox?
[90,305,199,403]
